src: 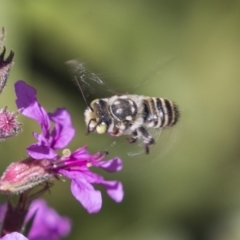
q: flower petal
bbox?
[27,144,57,160]
[101,180,124,203]
[95,157,123,172]
[60,170,102,213]
[48,108,75,149]
[83,171,124,203]
[27,133,57,159]
[67,147,92,160]
[15,81,50,135]
[27,199,71,240]
[1,232,28,240]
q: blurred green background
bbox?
[1,1,240,239]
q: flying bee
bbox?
[67,60,180,154]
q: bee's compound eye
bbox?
[90,99,99,106]
[96,122,107,134]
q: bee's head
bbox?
[84,99,108,134]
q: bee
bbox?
[68,61,180,154]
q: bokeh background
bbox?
[1,1,240,239]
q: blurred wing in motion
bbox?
[126,126,179,159]
[66,60,115,101]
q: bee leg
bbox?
[145,145,150,154]
[138,127,155,154]
[127,130,138,143]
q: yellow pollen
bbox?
[87,163,93,168]
[62,149,71,157]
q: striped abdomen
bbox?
[142,98,179,128]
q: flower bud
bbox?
[0,46,14,93]
[0,158,53,194]
[0,107,22,140]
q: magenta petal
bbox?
[15,81,50,135]
[1,232,28,240]
[27,144,57,159]
[95,157,123,172]
[68,147,92,160]
[27,199,71,240]
[82,172,124,203]
[71,178,102,214]
[15,80,37,109]
[76,170,103,184]
[61,170,102,213]
[102,180,124,203]
[48,108,75,149]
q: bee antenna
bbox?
[74,76,93,111]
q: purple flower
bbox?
[15,81,75,160]
[59,148,123,213]
[27,199,71,240]
[14,80,124,213]
[0,199,71,240]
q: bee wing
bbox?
[66,60,115,100]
